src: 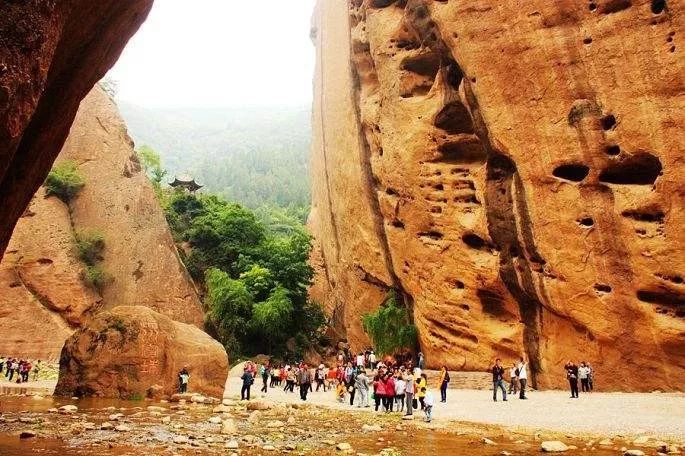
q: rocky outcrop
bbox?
[61,87,205,327]
[0,86,205,360]
[310,0,684,391]
[0,0,153,260]
[55,306,228,399]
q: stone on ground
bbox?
[541,441,570,452]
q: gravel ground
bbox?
[225,376,685,441]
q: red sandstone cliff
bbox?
[0,86,204,359]
[0,0,153,260]
[309,0,684,391]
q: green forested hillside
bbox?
[118,102,311,212]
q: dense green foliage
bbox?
[165,191,325,359]
[74,229,112,292]
[45,160,85,203]
[120,103,311,213]
[362,291,418,356]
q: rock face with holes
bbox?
[0,86,205,361]
[310,0,684,391]
[55,306,228,399]
[0,0,153,261]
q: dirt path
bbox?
[224,374,685,441]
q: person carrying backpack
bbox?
[439,366,450,403]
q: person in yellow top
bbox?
[438,366,450,403]
[415,373,427,410]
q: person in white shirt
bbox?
[394,375,406,412]
[423,388,434,422]
[356,353,364,368]
[369,351,377,369]
[579,362,591,393]
[517,357,528,399]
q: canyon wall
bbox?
[0,0,153,260]
[0,86,204,359]
[310,0,684,391]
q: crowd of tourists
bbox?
[237,350,442,423]
[0,357,42,383]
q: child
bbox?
[336,380,346,403]
[422,387,434,423]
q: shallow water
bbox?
[0,396,631,455]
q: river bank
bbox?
[0,373,682,455]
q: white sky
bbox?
[108,0,317,108]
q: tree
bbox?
[136,145,167,187]
[205,268,253,357]
[239,265,274,302]
[250,287,294,353]
[362,291,417,356]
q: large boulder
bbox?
[55,306,228,399]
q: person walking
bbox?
[178,368,190,393]
[508,361,519,394]
[315,364,326,392]
[369,351,377,369]
[404,371,415,417]
[517,357,528,399]
[418,352,425,370]
[355,368,370,407]
[565,361,579,398]
[423,387,434,422]
[285,368,296,393]
[438,366,450,403]
[32,360,41,382]
[260,363,269,393]
[373,373,385,411]
[492,358,508,402]
[297,364,312,401]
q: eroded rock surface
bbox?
[0,87,205,360]
[0,0,153,259]
[55,306,228,399]
[310,0,684,391]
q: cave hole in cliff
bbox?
[605,145,621,156]
[577,217,594,227]
[656,273,684,285]
[637,289,685,307]
[433,183,444,191]
[600,0,632,14]
[462,233,490,250]
[589,2,598,11]
[418,230,443,240]
[401,52,440,78]
[434,101,475,134]
[438,141,487,164]
[370,0,398,8]
[621,207,665,223]
[583,37,593,45]
[444,60,464,90]
[454,280,465,290]
[598,153,662,185]
[600,114,617,130]
[391,220,406,229]
[477,289,511,318]
[385,187,398,196]
[594,283,612,293]
[430,206,443,214]
[552,163,590,182]
[651,0,666,14]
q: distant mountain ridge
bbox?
[118,101,312,209]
